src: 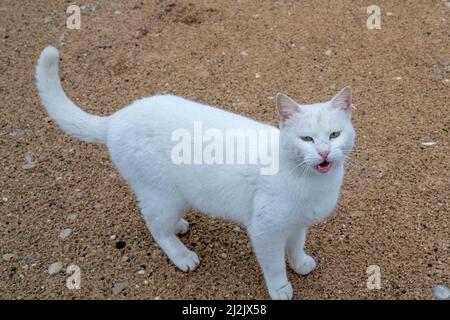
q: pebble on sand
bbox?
[112,282,127,295]
[421,141,436,146]
[433,285,450,300]
[115,241,126,249]
[22,151,37,170]
[67,214,78,222]
[48,262,63,275]
[74,190,84,198]
[59,228,72,240]
[20,256,34,266]
[9,128,24,137]
[3,253,15,261]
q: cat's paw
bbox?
[268,282,293,300]
[176,219,189,235]
[172,250,200,272]
[291,255,316,275]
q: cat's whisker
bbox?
[289,160,308,175]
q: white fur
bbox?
[36,46,355,300]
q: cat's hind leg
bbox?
[175,219,190,235]
[138,191,199,272]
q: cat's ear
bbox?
[276,93,300,123]
[331,86,352,115]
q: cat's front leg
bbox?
[248,223,293,300]
[287,225,317,275]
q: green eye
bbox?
[330,131,341,139]
[300,136,314,142]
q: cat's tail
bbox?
[35,46,108,144]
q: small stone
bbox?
[220,253,227,259]
[76,48,88,57]
[325,49,332,56]
[351,211,366,218]
[58,33,65,47]
[431,38,442,44]
[115,241,126,249]
[240,51,248,56]
[137,270,145,275]
[96,44,112,49]
[233,226,241,232]
[121,255,130,262]
[134,27,149,39]
[3,253,15,261]
[67,214,78,222]
[20,256,34,266]
[59,228,72,240]
[94,203,103,209]
[421,141,436,146]
[114,10,121,15]
[10,267,17,277]
[154,296,161,300]
[22,163,36,170]
[433,285,450,300]
[48,262,63,275]
[110,235,117,240]
[9,128,24,137]
[22,151,37,170]
[255,73,261,79]
[112,282,127,295]
[74,190,84,198]
[432,66,443,80]
[386,12,393,16]
[392,76,402,80]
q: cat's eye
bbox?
[300,136,314,142]
[330,131,341,139]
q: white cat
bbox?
[36,46,355,300]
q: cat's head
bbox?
[276,86,355,174]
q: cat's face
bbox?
[276,87,355,174]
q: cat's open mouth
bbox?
[315,160,332,173]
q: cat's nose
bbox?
[319,151,329,159]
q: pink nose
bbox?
[319,151,329,159]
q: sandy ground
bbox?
[0,0,449,300]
